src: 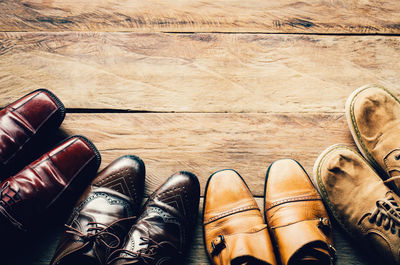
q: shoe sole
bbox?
[345,84,400,180]
[36,88,66,127]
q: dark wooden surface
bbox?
[1,1,400,264]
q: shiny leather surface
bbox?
[108,171,200,265]
[0,136,100,231]
[265,159,334,265]
[51,155,145,265]
[0,89,65,173]
[203,169,277,265]
[314,145,400,265]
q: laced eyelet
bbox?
[318,217,331,234]
[0,182,21,207]
[211,235,225,256]
[369,196,400,238]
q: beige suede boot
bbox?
[346,84,400,191]
[313,144,400,265]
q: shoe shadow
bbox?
[0,127,97,265]
[333,218,381,265]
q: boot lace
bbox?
[107,236,181,264]
[368,195,400,236]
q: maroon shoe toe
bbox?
[0,135,100,231]
[0,89,66,176]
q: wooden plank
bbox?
[3,198,371,265]
[1,0,400,33]
[1,33,400,113]
[50,112,355,197]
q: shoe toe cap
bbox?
[204,169,255,215]
[93,155,146,200]
[265,159,315,199]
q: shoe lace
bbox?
[65,216,135,249]
[368,195,400,236]
[0,181,21,207]
[107,236,181,264]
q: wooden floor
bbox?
[1,1,400,264]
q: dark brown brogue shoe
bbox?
[107,171,200,265]
[0,135,100,231]
[51,155,146,265]
[0,89,65,176]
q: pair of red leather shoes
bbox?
[0,89,101,231]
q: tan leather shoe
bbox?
[264,159,335,265]
[346,84,400,191]
[203,169,277,265]
[314,144,400,264]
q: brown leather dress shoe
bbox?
[51,155,146,265]
[107,171,200,265]
[314,144,400,265]
[265,159,335,265]
[0,89,65,175]
[346,85,400,192]
[0,135,100,231]
[203,169,277,265]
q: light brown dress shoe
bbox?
[264,159,335,265]
[203,169,277,265]
[314,144,400,264]
[346,84,400,191]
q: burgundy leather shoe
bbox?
[0,135,100,231]
[51,155,146,265]
[107,171,200,265]
[0,89,65,175]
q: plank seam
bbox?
[1,30,400,36]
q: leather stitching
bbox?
[96,168,136,200]
[204,204,259,225]
[265,195,321,211]
[349,85,400,172]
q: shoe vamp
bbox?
[355,89,400,169]
[71,189,134,228]
[127,206,184,252]
[320,149,389,234]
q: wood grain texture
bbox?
[3,198,372,265]
[53,112,355,197]
[1,32,400,113]
[1,0,400,33]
